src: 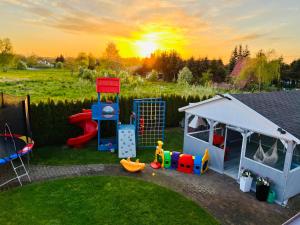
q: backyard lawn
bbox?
[0,176,219,225]
[31,128,183,165]
[0,69,225,103]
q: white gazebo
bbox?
[179,91,300,205]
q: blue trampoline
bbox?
[0,134,34,165]
[0,128,34,187]
[0,93,34,187]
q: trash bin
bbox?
[256,184,270,201]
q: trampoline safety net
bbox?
[0,93,31,138]
[133,98,166,149]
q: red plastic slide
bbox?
[66,109,98,148]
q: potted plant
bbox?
[240,169,253,192]
[256,177,270,201]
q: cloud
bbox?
[230,33,267,42]
[48,16,136,37]
[2,0,210,42]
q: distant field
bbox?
[0,69,230,103]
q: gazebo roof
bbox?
[179,91,300,144]
[232,90,300,141]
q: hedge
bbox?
[30,95,210,146]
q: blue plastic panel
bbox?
[118,124,136,158]
[92,102,119,121]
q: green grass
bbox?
[0,69,225,103]
[0,176,218,225]
[31,128,183,165]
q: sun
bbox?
[135,40,158,57]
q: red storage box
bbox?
[177,154,194,174]
[96,78,120,93]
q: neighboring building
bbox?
[179,90,300,205]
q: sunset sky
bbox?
[0,0,299,62]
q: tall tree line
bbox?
[136,51,227,83]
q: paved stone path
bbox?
[1,164,300,225]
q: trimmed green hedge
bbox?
[30,95,210,146]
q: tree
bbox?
[177,66,193,85]
[289,59,300,80]
[16,60,27,70]
[76,52,89,68]
[103,42,120,62]
[185,57,210,83]
[55,61,63,69]
[55,54,65,63]
[102,42,122,70]
[210,59,226,82]
[200,69,213,86]
[88,53,97,70]
[239,50,281,91]
[242,45,250,58]
[153,50,184,82]
[146,69,159,81]
[229,46,238,72]
[26,54,38,67]
[0,38,14,70]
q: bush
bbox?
[98,69,117,78]
[146,70,159,81]
[128,76,144,88]
[55,62,64,69]
[200,69,213,86]
[177,67,193,85]
[2,66,8,72]
[17,60,27,70]
[78,67,97,81]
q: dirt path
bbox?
[1,164,299,225]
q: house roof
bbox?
[178,91,300,144]
[232,90,300,141]
[230,58,248,77]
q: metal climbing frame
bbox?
[133,98,166,149]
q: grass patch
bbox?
[0,176,218,225]
[0,69,227,103]
[31,128,183,165]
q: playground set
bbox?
[151,141,210,175]
[67,78,166,159]
[66,77,210,174]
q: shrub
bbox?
[2,66,8,72]
[98,69,117,78]
[146,70,159,81]
[55,61,64,69]
[200,69,213,86]
[128,76,144,88]
[78,67,97,81]
[17,60,27,70]
[177,66,193,85]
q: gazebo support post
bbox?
[238,132,247,180]
[237,130,253,180]
[184,113,190,134]
[282,141,296,205]
[207,119,216,145]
